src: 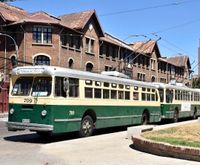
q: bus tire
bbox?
[79,115,94,137]
[173,110,179,123]
[141,111,149,125]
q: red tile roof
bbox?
[166,56,190,68]
[11,11,60,25]
[0,2,29,22]
[59,10,95,30]
[100,33,133,50]
[130,40,157,54]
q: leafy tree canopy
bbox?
[192,78,200,88]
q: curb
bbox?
[131,120,200,162]
[0,112,8,118]
[132,135,200,162]
[0,113,8,121]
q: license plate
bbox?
[22,119,30,123]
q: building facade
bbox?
[0,2,192,86]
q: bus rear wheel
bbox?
[79,115,94,137]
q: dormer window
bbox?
[85,37,95,54]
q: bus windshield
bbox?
[12,76,52,97]
[32,77,52,97]
[12,77,33,96]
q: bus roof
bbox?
[12,66,156,88]
[153,82,200,92]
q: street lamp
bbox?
[0,32,19,59]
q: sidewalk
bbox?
[0,112,8,121]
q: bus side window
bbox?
[85,88,93,98]
[69,78,79,97]
[111,90,117,99]
[55,77,66,97]
[166,89,173,103]
[133,92,139,100]
[158,89,164,102]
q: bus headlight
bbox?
[10,108,14,115]
[41,110,47,117]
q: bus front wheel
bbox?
[79,115,94,137]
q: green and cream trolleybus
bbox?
[154,82,200,122]
[7,66,161,137]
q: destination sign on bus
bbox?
[16,68,45,75]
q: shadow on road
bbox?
[4,125,128,144]
[4,132,78,144]
[4,118,194,144]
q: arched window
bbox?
[34,55,50,65]
[151,76,155,82]
[68,58,74,69]
[86,62,93,72]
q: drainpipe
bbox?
[58,28,64,66]
[20,25,26,65]
[4,36,6,75]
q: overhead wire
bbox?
[150,33,197,69]
[99,0,200,73]
[100,0,196,16]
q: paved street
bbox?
[0,120,200,165]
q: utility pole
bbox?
[198,39,200,77]
[0,33,19,76]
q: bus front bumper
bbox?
[7,121,53,132]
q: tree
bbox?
[192,78,200,88]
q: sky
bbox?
[8,0,200,74]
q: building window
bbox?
[68,59,74,68]
[105,66,113,71]
[150,59,156,70]
[137,73,145,81]
[151,76,156,82]
[86,62,93,72]
[33,26,52,44]
[85,37,95,54]
[61,34,81,50]
[160,78,166,83]
[34,55,50,65]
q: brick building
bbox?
[0,2,192,85]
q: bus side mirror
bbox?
[63,78,69,92]
[11,56,18,68]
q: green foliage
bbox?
[145,136,200,148]
[192,78,200,88]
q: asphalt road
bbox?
[0,120,200,165]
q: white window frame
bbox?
[33,26,52,44]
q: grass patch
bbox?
[142,122,200,148]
